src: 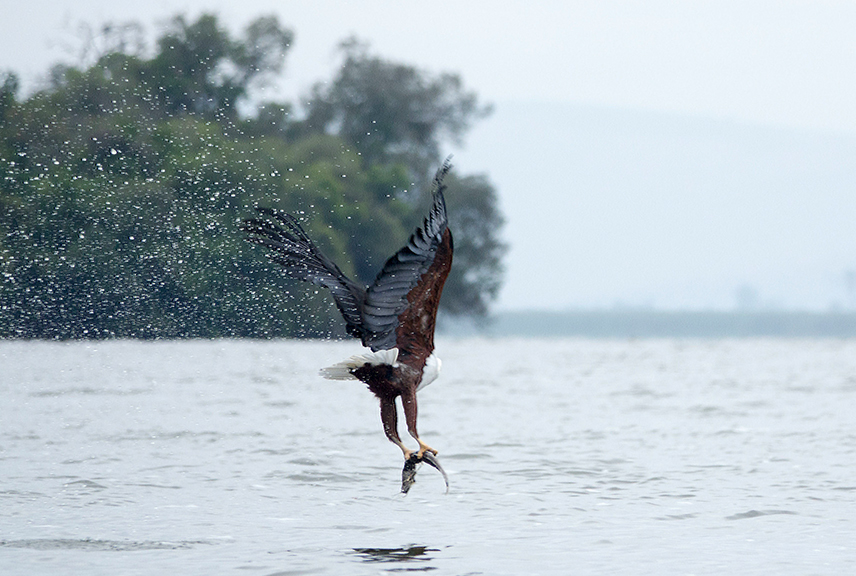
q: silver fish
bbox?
[401,452,449,494]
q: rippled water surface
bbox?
[2,338,856,574]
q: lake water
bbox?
[2,338,855,575]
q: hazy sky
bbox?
[3,1,856,310]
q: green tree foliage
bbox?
[0,72,17,126]
[0,14,504,339]
[303,39,492,179]
[443,174,505,316]
[302,40,503,317]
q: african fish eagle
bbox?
[243,161,454,463]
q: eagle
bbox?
[243,161,454,490]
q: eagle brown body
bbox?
[243,162,454,469]
[354,226,452,458]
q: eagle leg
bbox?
[401,389,438,458]
[379,395,413,459]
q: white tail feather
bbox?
[320,348,400,380]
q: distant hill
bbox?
[443,309,856,338]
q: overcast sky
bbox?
[4,1,856,311]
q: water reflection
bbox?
[352,545,438,564]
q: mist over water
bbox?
[2,338,855,574]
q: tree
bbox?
[0,71,17,125]
[301,40,504,319]
[303,39,492,180]
[443,173,506,316]
[0,15,505,339]
[42,14,294,122]
[148,14,293,118]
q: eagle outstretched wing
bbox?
[242,208,367,339]
[243,161,454,358]
[360,162,453,354]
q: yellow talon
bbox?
[417,440,438,458]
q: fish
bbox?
[401,451,450,494]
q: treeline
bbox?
[0,14,504,339]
